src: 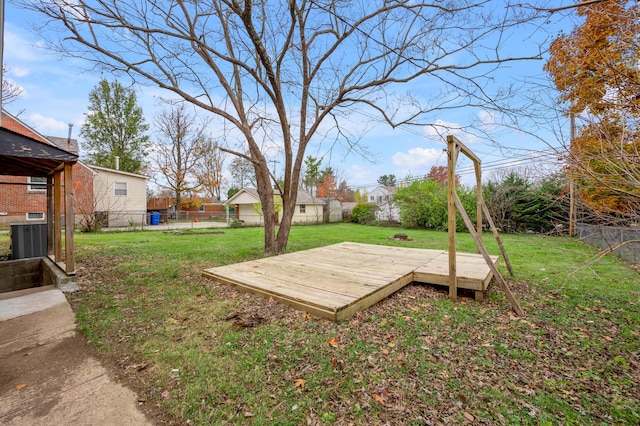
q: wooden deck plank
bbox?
[202,242,498,322]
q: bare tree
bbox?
[154,104,205,218]
[229,156,257,190]
[195,138,226,200]
[23,0,549,255]
[2,65,23,106]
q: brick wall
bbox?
[0,163,95,227]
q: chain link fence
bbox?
[575,223,640,264]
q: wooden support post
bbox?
[46,175,54,256]
[474,161,482,246]
[64,162,75,274]
[54,169,62,261]
[454,194,524,316]
[482,201,514,277]
[447,136,457,301]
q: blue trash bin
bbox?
[151,212,160,225]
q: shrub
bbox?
[351,203,379,225]
[229,219,243,228]
[394,179,476,231]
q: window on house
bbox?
[26,212,45,221]
[369,195,374,201]
[114,182,127,196]
[377,196,382,203]
[28,176,47,192]
[299,204,306,213]
[199,204,205,212]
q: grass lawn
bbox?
[2,223,638,424]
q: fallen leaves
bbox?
[222,311,265,328]
[15,384,27,390]
[327,337,339,348]
[371,393,386,405]
[294,378,307,388]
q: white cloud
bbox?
[26,113,70,135]
[3,29,45,63]
[477,110,499,131]
[423,119,481,144]
[392,147,442,168]
[8,66,30,78]
[346,164,379,186]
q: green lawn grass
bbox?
[1,223,638,424]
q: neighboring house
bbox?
[147,195,224,222]
[89,165,148,227]
[0,111,148,228]
[368,185,400,222]
[224,188,325,225]
[320,198,343,223]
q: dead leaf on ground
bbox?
[223,311,265,328]
[372,393,386,405]
[328,337,339,347]
[294,378,307,388]
[15,384,27,390]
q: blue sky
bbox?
[3,1,577,192]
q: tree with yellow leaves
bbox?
[545,0,640,219]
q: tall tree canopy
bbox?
[154,104,205,215]
[377,174,397,187]
[27,0,548,254]
[545,0,640,218]
[80,79,149,174]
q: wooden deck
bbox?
[202,242,498,322]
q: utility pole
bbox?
[569,115,576,237]
[269,160,280,179]
[270,159,280,186]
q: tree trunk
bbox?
[175,191,181,221]
[255,160,278,256]
[276,187,297,254]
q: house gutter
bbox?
[0,0,5,123]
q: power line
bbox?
[350,148,562,190]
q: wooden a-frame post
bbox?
[446,135,523,316]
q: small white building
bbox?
[225,188,325,225]
[368,186,400,222]
[89,165,148,227]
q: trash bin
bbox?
[151,212,160,225]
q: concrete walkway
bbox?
[0,286,153,425]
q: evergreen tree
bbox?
[80,79,149,173]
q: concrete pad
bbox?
[0,287,67,321]
[0,290,153,425]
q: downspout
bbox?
[1,0,5,123]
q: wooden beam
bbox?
[447,135,457,301]
[64,162,75,274]
[482,201,514,276]
[54,169,62,261]
[46,175,54,256]
[474,160,482,246]
[454,194,524,316]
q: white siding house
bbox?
[368,185,400,222]
[225,188,325,225]
[89,165,148,227]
